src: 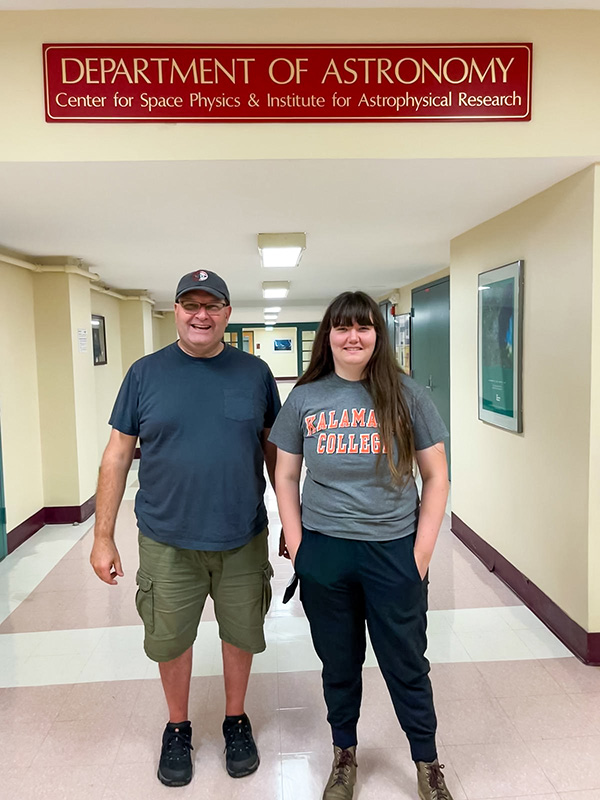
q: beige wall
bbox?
[120,298,154,373]
[251,327,298,378]
[69,273,99,503]
[34,271,98,507]
[450,166,596,630]
[34,272,81,507]
[588,166,600,630]
[0,262,44,530]
[1,9,599,163]
[152,312,177,352]
[91,290,123,462]
[391,267,451,315]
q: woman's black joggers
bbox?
[296,527,437,763]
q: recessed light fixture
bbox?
[265,325,274,331]
[258,233,306,268]
[264,307,281,313]
[264,315,278,322]
[262,281,290,299]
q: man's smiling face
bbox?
[174,289,232,358]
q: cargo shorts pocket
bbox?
[135,573,155,634]
[262,562,274,616]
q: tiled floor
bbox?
[1,461,599,799]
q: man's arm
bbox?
[90,429,137,585]
[413,442,449,579]
[261,428,277,491]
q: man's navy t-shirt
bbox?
[109,342,281,551]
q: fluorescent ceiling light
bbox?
[258,232,306,268]
[264,307,281,313]
[265,326,274,331]
[264,315,278,322]
[262,281,290,299]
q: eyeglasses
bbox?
[178,300,228,315]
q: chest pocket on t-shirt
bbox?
[224,388,256,421]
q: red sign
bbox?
[43,43,532,123]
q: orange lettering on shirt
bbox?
[360,433,371,453]
[347,434,359,454]
[371,433,381,453]
[339,409,350,428]
[351,408,366,427]
[328,410,339,429]
[366,410,377,428]
[326,433,337,454]
[316,412,328,431]
[305,414,317,436]
[316,433,326,453]
[337,433,348,454]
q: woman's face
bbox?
[329,319,377,378]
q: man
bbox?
[90,269,280,787]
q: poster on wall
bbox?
[274,338,293,352]
[478,260,523,432]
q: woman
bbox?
[269,292,452,800]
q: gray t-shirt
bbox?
[269,372,447,540]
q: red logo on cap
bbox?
[193,270,209,282]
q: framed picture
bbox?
[273,338,293,352]
[478,260,523,432]
[395,312,411,374]
[91,314,107,365]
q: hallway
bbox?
[1,463,599,799]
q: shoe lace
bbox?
[224,719,253,755]
[165,730,193,762]
[332,749,355,786]
[425,763,451,799]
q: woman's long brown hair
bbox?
[297,291,414,488]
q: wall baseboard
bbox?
[451,513,600,666]
[7,495,96,555]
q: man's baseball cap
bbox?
[175,270,230,304]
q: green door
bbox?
[411,278,451,476]
[0,423,7,561]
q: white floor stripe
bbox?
[0,605,572,688]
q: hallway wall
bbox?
[91,290,123,463]
[450,165,597,631]
[1,8,599,163]
[588,168,600,631]
[0,261,44,531]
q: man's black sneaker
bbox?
[157,721,193,787]
[222,713,260,778]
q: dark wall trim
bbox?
[6,509,46,555]
[451,513,600,666]
[7,495,96,555]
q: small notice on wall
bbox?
[77,328,88,353]
[43,43,532,123]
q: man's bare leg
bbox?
[159,646,193,721]
[222,640,253,715]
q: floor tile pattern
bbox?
[1,459,599,798]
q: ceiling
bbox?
[1,1,598,311]
[0,157,595,310]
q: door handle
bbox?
[426,374,433,391]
